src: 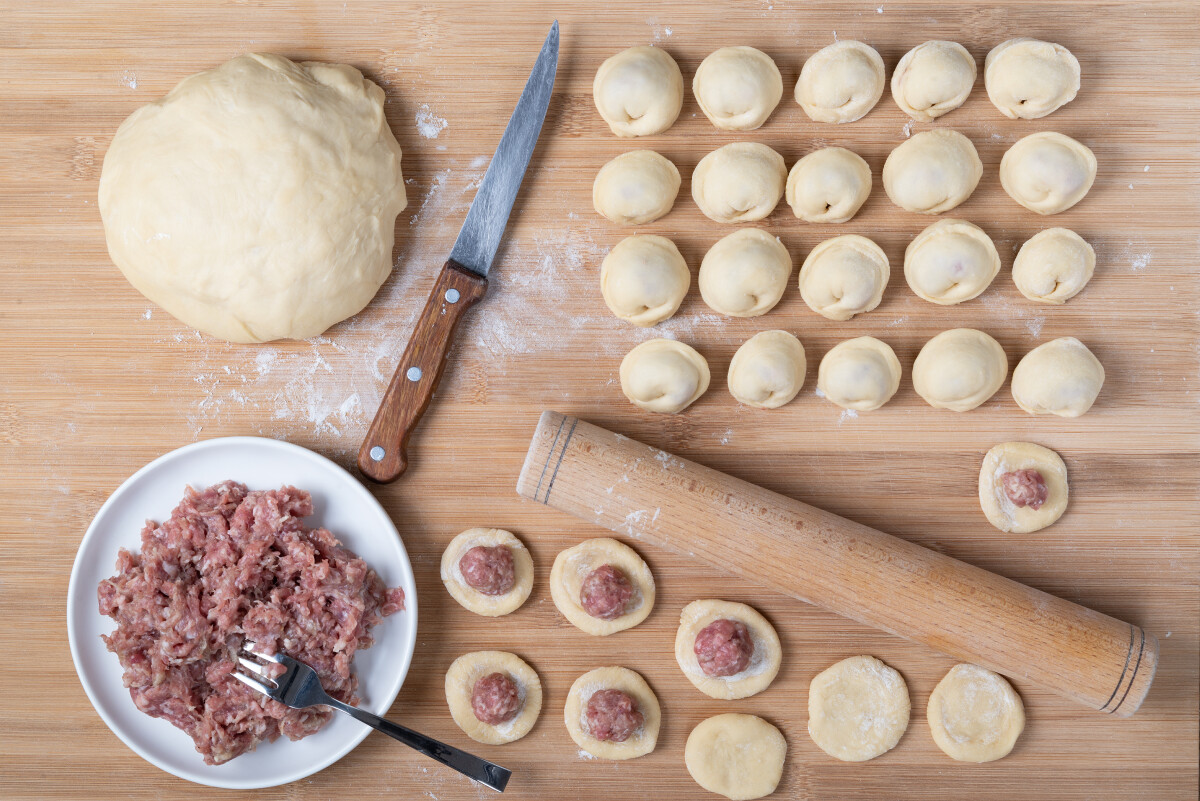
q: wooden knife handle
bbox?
[358,260,487,483]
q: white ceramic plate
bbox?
[67,436,418,789]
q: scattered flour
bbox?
[120,70,138,89]
[142,308,153,320]
[814,386,827,399]
[877,5,884,12]
[902,120,913,138]
[838,409,858,425]
[415,104,449,139]
[646,18,674,40]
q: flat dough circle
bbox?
[693,46,783,131]
[727,331,807,410]
[882,129,983,215]
[98,54,408,344]
[619,339,711,414]
[674,599,782,699]
[785,147,872,223]
[1011,336,1104,417]
[601,235,690,327]
[692,143,787,224]
[891,40,977,121]
[685,714,786,801]
[699,228,793,317]
[913,328,1008,412]
[593,150,680,225]
[795,40,885,123]
[904,219,1000,305]
[440,528,534,617]
[550,538,655,635]
[593,46,684,137]
[565,666,661,760]
[985,37,1080,120]
[798,235,889,321]
[1000,132,1097,215]
[817,337,902,411]
[979,441,1069,533]
[809,655,910,762]
[445,651,542,745]
[928,664,1025,762]
[1012,228,1095,304]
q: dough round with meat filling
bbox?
[798,235,889,321]
[445,651,542,745]
[785,147,872,223]
[883,130,982,215]
[600,235,690,327]
[440,528,534,617]
[693,46,783,131]
[904,219,1000,305]
[550,538,655,636]
[817,337,902,412]
[985,38,1080,120]
[1000,132,1097,215]
[728,331,806,409]
[891,40,977,121]
[675,599,782,699]
[1012,228,1095,304]
[699,229,792,317]
[565,666,661,760]
[620,339,710,414]
[1011,337,1104,417]
[593,46,684,137]
[692,143,787,224]
[979,441,1069,534]
[809,655,910,762]
[593,150,680,225]
[928,664,1025,762]
[913,329,1008,412]
[685,714,787,801]
[795,40,885,123]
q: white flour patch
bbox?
[814,386,827,398]
[719,428,733,445]
[647,18,673,40]
[886,316,907,327]
[120,70,138,89]
[838,409,858,424]
[877,5,884,12]
[979,293,1045,339]
[902,120,914,138]
[415,104,449,139]
[469,155,490,170]
[1106,239,1154,273]
[142,308,153,320]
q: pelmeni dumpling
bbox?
[1000,132,1096,215]
[913,329,1008,412]
[620,338,710,414]
[985,38,1080,120]
[600,235,690,326]
[798,235,889,321]
[1012,228,1095,304]
[692,143,786,224]
[904,219,1000,305]
[593,150,680,225]
[785,147,872,223]
[1011,337,1104,417]
[593,46,684,137]
[693,46,783,131]
[795,40,886,123]
[817,337,902,412]
[728,330,806,409]
[699,229,792,318]
[891,41,977,121]
[882,130,982,214]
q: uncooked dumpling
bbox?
[692,143,787,223]
[798,235,889,321]
[727,331,806,409]
[808,655,910,762]
[883,130,982,214]
[693,46,783,131]
[785,147,872,223]
[620,339,710,413]
[928,664,1025,763]
[891,40,977,121]
[913,328,1008,412]
[699,229,792,318]
[904,219,1000,305]
[1011,337,1104,417]
[593,46,684,137]
[985,38,1080,119]
[1000,132,1096,215]
[685,714,787,800]
[600,235,690,326]
[1012,228,1095,304]
[978,441,1069,533]
[593,150,681,224]
[817,337,902,412]
[795,40,886,123]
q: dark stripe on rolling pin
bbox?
[533,415,567,503]
[1100,624,1136,712]
[542,417,578,504]
[1110,626,1146,715]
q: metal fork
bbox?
[234,643,511,792]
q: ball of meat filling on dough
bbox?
[978,441,1069,533]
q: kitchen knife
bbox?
[358,21,559,483]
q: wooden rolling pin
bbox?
[516,411,1158,717]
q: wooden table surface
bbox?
[2,2,1197,799]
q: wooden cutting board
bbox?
[1,2,1197,799]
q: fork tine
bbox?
[242,642,282,662]
[237,655,271,677]
[232,670,276,698]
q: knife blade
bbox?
[358,21,559,483]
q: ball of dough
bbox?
[891,40,977,121]
[98,53,407,344]
[693,46,783,131]
[904,219,1000,305]
[979,441,1069,533]
[795,40,886,123]
[817,337,902,411]
[440,528,534,617]
[550,538,655,636]
[985,37,1080,120]
[565,666,661,760]
[798,235,890,321]
[1012,228,1095,304]
[685,714,786,801]
[675,599,782,699]
[1011,337,1104,417]
[619,339,710,414]
[600,235,690,327]
[593,150,681,225]
[785,147,872,223]
[808,655,910,762]
[593,46,684,137]
[692,143,787,224]
[699,229,792,317]
[912,328,1008,412]
[883,129,983,215]
[1000,132,1097,215]
[727,331,806,409]
[445,651,542,745]
[928,664,1025,762]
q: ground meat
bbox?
[1001,469,1048,510]
[694,618,755,677]
[584,689,642,743]
[470,672,521,725]
[579,564,634,620]
[97,481,404,766]
[458,545,516,596]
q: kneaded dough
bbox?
[550,538,655,635]
[1012,228,1095,304]
[808,655,910,762]
[904,219,1000,305]
[699,229,793,317]
[785,147,872,223]
[985,37,1080,120]
[98,53,407,344]
[445,651,542,745]
[601,235,690,327]
[979,441,1069,533]
[1011,337,1104,417]
[593,150,681,225]
[692,143,787,224]
[795,40,886,124]
[891,40,977,121]
[882,129,983,215]
[593,46,684,137]
[798,235,889,321]
[620,339,711,414]
[565,666,661,760]
[1000,132,1097,215]
[675,599,782,699]
[685,714,786,801]
[440,528,534,617]
[728,331,806,410]
[693,46,783,131]
[913,329,1008,412]
[817,337,902,412]
[928,664,1025,762]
